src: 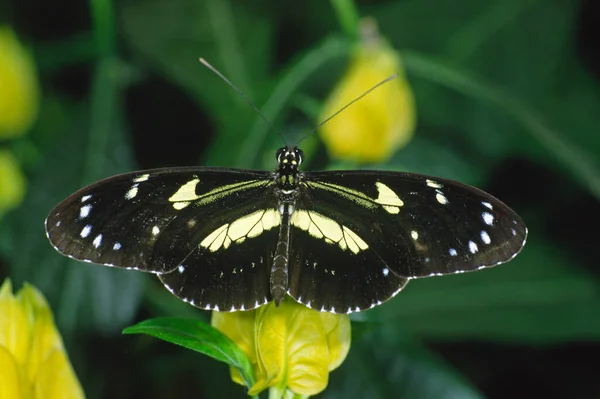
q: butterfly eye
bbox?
[276,147,286,163]
[295,148,304,166]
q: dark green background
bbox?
[1,0,599,398]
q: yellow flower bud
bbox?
[0,27,39,138]
[211,297,351,397]
[319,19,416,163]
[0,279,84,399]
[0,150,26,216]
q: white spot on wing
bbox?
[133,173,150,183]
[480,230,491,244]
[92,234,102,248]
[173,201,191,210]
[482,212,494,226]
[81,194,92,202]
[382,267,389,277]
[125,184,139,200]
[449,248,457,256]
[79,204,92,219]
[178,265,185,273]
[468,240,478,254]
[169,178,200,202]
[80,225,92,238]
[411,230,418,240]
[113,242,121,250]
[375,182,404,214]
[436,192,448,205]
[482,201,493,210]
[152,225,160,236]
[426,179,443,189]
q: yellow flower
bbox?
[319,18,416,163]
[212,297,351,397]
[0,27,39,138]
[0,279,84,399]
[0,150,27,217]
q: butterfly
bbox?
[45,145,527,314]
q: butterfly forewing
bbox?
[301,171,525,275]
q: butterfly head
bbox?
[276,146,304,191]
[276,146,304,172]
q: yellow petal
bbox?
[0,279,31,368]
[33,349,84,399]
[17,283,65,384]
[283,308,337,395]
[0,344,31,399]
[213,297,351,396]
[0,150,27,216]
[211,309,257,387]
[323,310,351,371]
[0,279,84,399]
[249,303,289,394]
[319,19,416,163]
[0,27,39,138]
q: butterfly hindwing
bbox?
[158,219,278,311]
[287,215,409,312]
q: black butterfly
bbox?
[45,146,527,313]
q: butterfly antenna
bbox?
[297,74,398,144]
[199,58,285,144]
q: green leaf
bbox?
[123,317,256,389]
[330,0,360,40]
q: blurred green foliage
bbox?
[1,0,599,398]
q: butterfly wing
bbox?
[286,170,527,312]
[46,167,280,310]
